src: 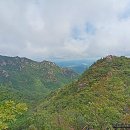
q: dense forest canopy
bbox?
[1,55,130,130]
[0,55,78,129]
[31,56,130,130]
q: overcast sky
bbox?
[0,0,130,60]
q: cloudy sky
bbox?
[0,0,130,60]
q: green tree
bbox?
[0,100,27,129]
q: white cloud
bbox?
[0,0,130,60]
[26,3,45,32]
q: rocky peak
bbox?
[40,60,57,67]
[104,55,117,62]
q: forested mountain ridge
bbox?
[0,55,79,129]
[0,55,78,104]
[32,55,130,130]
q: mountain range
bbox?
[31,55,130,130]
[55,59,96,74]
[1,55,130,130]
[0,55,78,104]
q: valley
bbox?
[1,55,130,130]
[55,59,96,74]
[28,55,130,130]
[0,55,78,129]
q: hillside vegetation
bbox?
[32,55,130,130]
[0,55,78,104]
[0,55,78,130]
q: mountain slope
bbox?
[0,55,78,104]
[33,56,130,130]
